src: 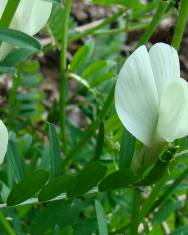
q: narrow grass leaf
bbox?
[6,140,25,183]
[95,200,108,235]
[48,122,61,179]
[0,212,16,235]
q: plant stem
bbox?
[139,173,168,221]
[150,167,188,212]
[60,0,72,154]
[70,10,124,42]
[171,0,188,50]
[137,0,168,46]
[138,0,188,224]
[130,188,141,235]
[0,212,16,235]
[0,0,21,27]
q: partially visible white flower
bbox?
[115,43,188,147]
[0,120,8,164]
[0,0,53,60]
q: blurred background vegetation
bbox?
[0,0,188,234]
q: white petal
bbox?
[0,0,52,61]
[149,43,180,99]
[13,0,52,35]
[115,45,158,146]
[0,120,8,164]
[0,0,7,17]
[157,78,188,142]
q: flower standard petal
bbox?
[115,45,158,146]
[157,78,188,142]
[149,43,180,98]
[0,120,8,165]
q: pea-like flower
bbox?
[0,120,8,164]
[115,43,188,148]
[0,0,52,60]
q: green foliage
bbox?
[99,169,137,191]
[92,0,145,8]
[67,161,107,197]
[95,200,108,235]
[69,39,95,74]
[38,174,73,201]
[48,122,61,178]
[119,128,136,169]
[7,170,49,206]
[0,0,187,234]
[6,140,24,182]
[0,28,41,52]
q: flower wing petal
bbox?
[0,120,8,164]
[115,45,158,146]
[149,43,180,98]
[157,78,188,142]
[14,0,52,35]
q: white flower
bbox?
[0,0,53,60]
[0,120,8,164]
[115,43,188,147]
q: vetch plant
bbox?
[0,0,188,234]
[0,0,52,60]
[115,43,188,174]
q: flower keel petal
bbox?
[157,78,188,142]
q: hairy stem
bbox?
[60,0,72,154]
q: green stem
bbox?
[70,10,124,42]
[60,0,72,154]
[137,0,168,46]
[139,173,168,221]
[0,212,16,235]
[0,0,21,27]
[130,188,141,235]
[138,0,188,223]
[62,84,115,168]
[150,167,188,212]
[171,0,188,50]
[93,22,149,36]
